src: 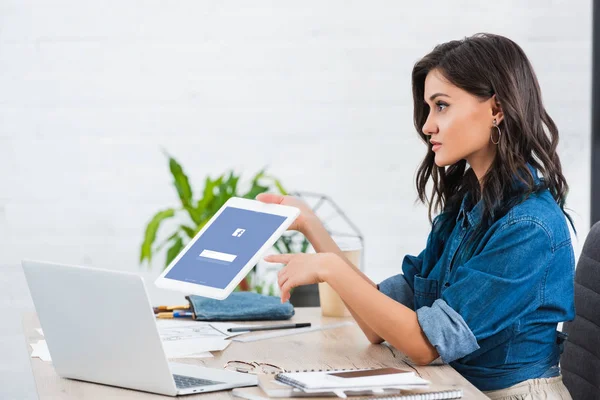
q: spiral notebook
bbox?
[360,389,463,400]
[274,367,429,393]
[233,367,461,399]
[257,373,407,398]
[256,367,380,396]
[232,385,463,400]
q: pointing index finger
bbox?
[263,254,293,264]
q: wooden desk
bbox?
[23,308,487,399]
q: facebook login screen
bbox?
[165,206,287,289]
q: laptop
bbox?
[21,260,258,396]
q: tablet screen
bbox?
[164,206,288,289]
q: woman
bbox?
[259,33,574,399]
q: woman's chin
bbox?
[434,155,450,168]
[434,153,461,168]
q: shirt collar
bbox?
[456,191,483,228]
[466,198,484,227]
[456,163,539,228]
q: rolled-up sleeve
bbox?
[378,249,426,310]
[417,299,479,363]
[378,274,414,310]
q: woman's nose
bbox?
[422,115,437,136]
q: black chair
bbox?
[561,221,600,399]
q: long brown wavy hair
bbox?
[411,33,572,262]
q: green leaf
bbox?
[193,176,220,224]
[202,175,226,217]
[241,181,270,200]
[242,169,286,199]
[262,172,287,196]
[301,237,310,253]
[273,240,284,254]
[184,205,202,225]
[228,172,240,197]
[180,225,196,239]
[167,155,193,208]
[140,208,176,264]
[251,168,266,186]
[207,174,233,215]
[155,232,180,254]
[273,178,288,195]
[280,235,293,254]
[218,176,232,200]
[165,236,184,268]
[197,176,216,211]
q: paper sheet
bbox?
[30,340,51,361]
[177,351,214,359]
[232,322,355,343]
[162,337,230,358]
[30,320,252,361]
[156,320,247,341]
[155,320,249,358]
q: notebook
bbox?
[258,374,326,397]
[257,374,405,398]
[275,367,430,393]
[232,385,463,400]
[359,388,463,400]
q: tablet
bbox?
[155,197,300,300]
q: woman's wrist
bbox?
[318,253,345,283]
[298,213,318,235]
[299,214,329,248]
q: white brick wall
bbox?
[0,1,592,304]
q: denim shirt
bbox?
[378,188,575,391]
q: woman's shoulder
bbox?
[499,189,572,249]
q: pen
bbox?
[173,310,194,318]
[156,311,194,319]
[227,323,311,333]
[153,304,189,314]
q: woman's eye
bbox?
[436,102,448,112]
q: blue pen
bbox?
[173,310,194,318]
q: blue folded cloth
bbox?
[186,292,295,321]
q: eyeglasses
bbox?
[223,360,285,374]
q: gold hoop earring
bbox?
[491,119,501,145]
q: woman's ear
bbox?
[491,95,504,125]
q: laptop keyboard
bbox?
[173,374,223,389]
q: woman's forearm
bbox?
[321,257,439,365]
[301,216,383,343]
[302,215,374,284]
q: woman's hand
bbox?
[255,193,316,234]
[264,253,343,303]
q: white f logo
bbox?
[232,228,245,237]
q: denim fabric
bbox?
[539,364,560,378]
[417,299,479,362]
[186,292,295,321]
[378,188,575,391]
[378,273,414,309]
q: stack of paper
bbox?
[157,320,227,358]
[30,320,251,361]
